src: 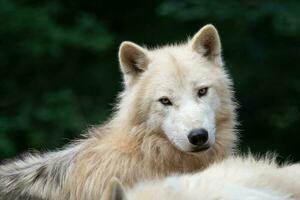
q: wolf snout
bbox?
[188,128,209,147]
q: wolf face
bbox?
[118,25,233,152]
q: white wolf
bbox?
[103,155,300,200]
[0,25,237,199]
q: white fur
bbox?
[104,156,300,200]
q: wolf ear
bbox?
[102,177,127,200]
[119,41,149,86]
[190,24,222,65]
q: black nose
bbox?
[188,128,209,146]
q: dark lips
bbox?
[190,145,210,152]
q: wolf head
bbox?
[117,24,236,153]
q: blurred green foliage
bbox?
[0,0,299,161]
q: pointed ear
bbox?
[102,177,127,200]
[118,41,149,86]
[190,24,222,65]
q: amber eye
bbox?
[197,87,208,97]
[159,97,172,106]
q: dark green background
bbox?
[1,0,299,161]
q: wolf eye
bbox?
[159,97,172,106]
[197,87,208,97]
